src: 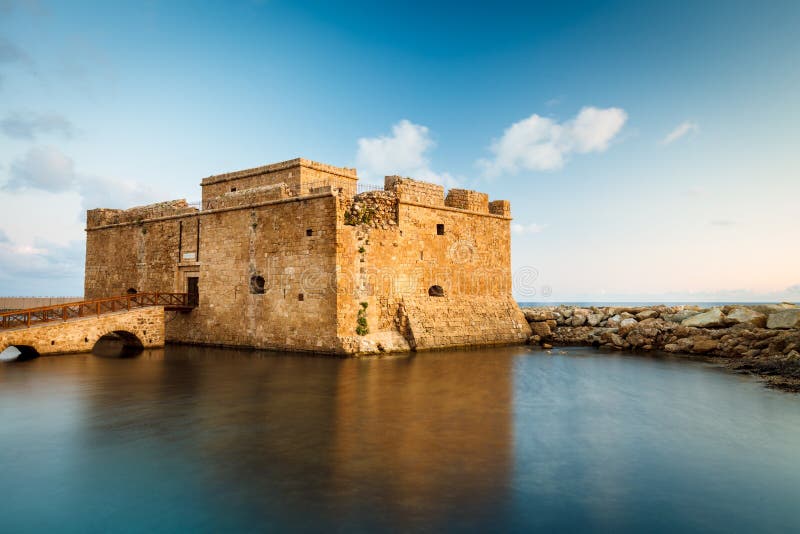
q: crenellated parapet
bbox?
[384,176,445,206]
[445,189,489,213]
[86,200,197,228]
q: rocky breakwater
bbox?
[523,303,800,392]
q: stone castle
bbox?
[84,158,531,354]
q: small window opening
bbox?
[126,288,137,294]
[231,187,237,192]
[306,229,313,236]
[298,293,305,301]
[436,224,445,235]
[250,275,266,294]
[428,285,445,297]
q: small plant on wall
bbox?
[345,206,376,226]
[356,301,369,336]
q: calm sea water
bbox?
[1,345,799,533]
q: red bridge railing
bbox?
[0,292,192,331]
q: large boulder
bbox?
[663,309,701,323]
[746,303,798,315]
[571,314,587,327]
[587,313,605,327]
[725,307,767,328]
[530,321,552,338]
[691,338,719,354]
[767,309,800,329]
[618,318,638,335]
[635,309,659,321]
[681,307,725,328]
[524,309,554,322]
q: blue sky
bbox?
[0,0,798,301]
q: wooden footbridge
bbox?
[0,292,193,360]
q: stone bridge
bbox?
[0,307,165,360]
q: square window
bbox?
[298,293,305,301]
[230,187,237,192]
[436,224,445,235]
[306,229,313,236]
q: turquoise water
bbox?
[1,345,799,533]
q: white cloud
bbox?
[511,223,547,234]
[3,145,157,210]
[356,119,458,187]
[662,121,698,145]
[0,237,85,295]
[6,146,76,192]
[478,106,627,178]
[1,111,75,139]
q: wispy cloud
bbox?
[1,111,75,139]
[0,236,85,294]
[478,106,627,177]
[356,119,458,187]
[710,219,735,227]
[6,146,76,192]
[662,121,698,145]
[0,36,37,88]
[3,145,157,210]
[0,36,29,64]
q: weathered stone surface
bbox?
[618,318,638,335]
[767,309,800,330]
[84,158,528,355]
[523,309,554,322]
[636,310,659,321]
[681,308,725,328]
[0,307,164,356]
[571,314,587,327]
[691,338,719,354]
[663,309,700,323]
[530,321,552,338]
[725,307,767,328]
[746,303,798,315]
[587,313,604,326]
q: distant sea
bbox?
[517,301,783,308]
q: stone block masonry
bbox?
[0,307,164,356]
[84,158,530,355]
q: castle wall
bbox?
[84,162,529,355]
[336,178,530,353]
[86,193,341,353]
[201,158,357,205]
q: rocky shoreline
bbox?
[521,303,800,392]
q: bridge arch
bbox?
[0,344,40,362]
[92,330,145,358]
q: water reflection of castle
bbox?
[76,346,514,530]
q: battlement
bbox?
[86,200,198,228]
[445,189,489,213]
[201,158,358,202]
[384,176,445,206]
